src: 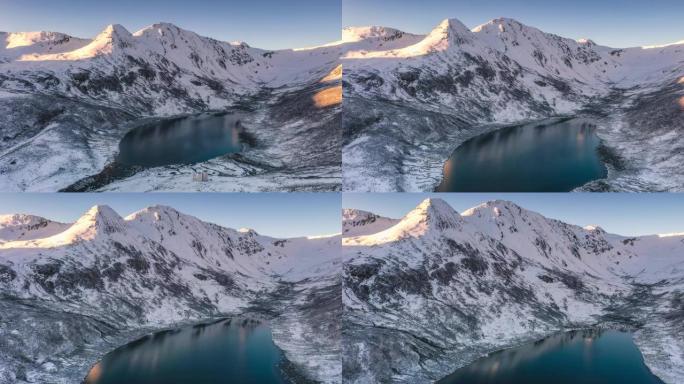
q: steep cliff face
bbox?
[343,198,684,383]
[342,18,684,192]
[0,206,341,384]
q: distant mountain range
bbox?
[342,17,684,192]
[343,198,684,383]
[0,23,341,192]
[0,205,341,383]
[0,22,337,112]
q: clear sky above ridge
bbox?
[0,0,340,50]
[343,193,684,237]
[0,193,341,238]
[343,0,684,48]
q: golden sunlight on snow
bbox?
[343,198,437,246]
[678,96,684,109]
[658,232,684,238]
[678,76,684,84]
[313,85,342,108]
[320,64,342,82]
[5,32,43,49]
[307,233,342,240]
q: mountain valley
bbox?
[0,205,341,383]
[343,198,684,383]
[342,18,684,191]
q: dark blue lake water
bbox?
[118,113,244,167]
[437,118,607,192]
[84,319,287,384]
[437,329,663,384]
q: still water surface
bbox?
[118,113,245,167]
[84,319,287,384]
[438,329,663,384]
[437,118,607,192]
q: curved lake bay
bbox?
[84,319,289,384]
[438,330,663,384]
[437,118,608,192]
[118,112,246,167]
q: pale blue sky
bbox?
[0,193,341,238]
[343,193,684,237]
[343,0,684,48]
[0,0,340,49]
[2,193,682,237]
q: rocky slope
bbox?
[0,23,340,191]
[342,198,684,383]
[0,205,341,383]
[342,17,684,191]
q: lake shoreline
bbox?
[81,314,309,384]
[434,117,608,192]
[436,327,665,384]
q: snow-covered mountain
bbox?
[343,198,684,383]
[0,31,90,62]
[342,209,399,237]
[340,27,425,52]
[0,205,341,383]
[0,23,341,192]
[0,214,69,242]
[1,23,336,112]
[342,17,684,192]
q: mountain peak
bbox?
[404,198,461,232]
[344,198,461,244]
[150,22,178,29]
[420,18,473,50]
[342,209,401,237]
[471,17,528,34]
[0,213,50,227]
[491,17,523,25]
[125,205,183,224]
[83,204,121,220]
[133,22,186,37]
[143,204,182,216]
[342,208,375,220]
[100,24,131,38]
[4,31,75,49]
[482,199,525,210]
[69,23,133,57]
[437,18,470,33]
[584,225,606,233]
[72,205,125,235]
[462,200,526,219]
[0,214,69,242]
[238,227,258,236]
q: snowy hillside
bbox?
[342,209,399,237]
[0,31,90,62]
[342,17,684,192]
[1,23,337,111]
[0,23,341,192]
[0,205,341,383]
[343,198,684,383]
[0,214,69,242]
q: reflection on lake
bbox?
[438,329,663,384]
[118,112,245,167]
[436,118,607,192]
[84,319,288,384]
